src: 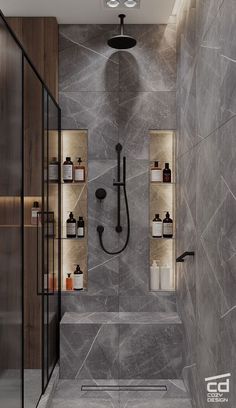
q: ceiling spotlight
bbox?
[124,0,137,7]
[107,0,120,7]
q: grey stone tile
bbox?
[196,45,221,139]
[61,294,119,314]
[88,160,119,295]
[50,379,192,408]
[59,24,118,59]
[59,30,119,92]
[119,293,177,313]
[118,224,149,296]
[119,400,192,408]
[59,92,119,160]
[118,91,176,159]
[119,323,183,379]
[201,190,236,315]
[60,323,119,379]
[61,312,181,325]
[196,0,223,45]
[219,308,236,407]
[119,24,176,92]
[196,131,228,236]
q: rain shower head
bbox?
[107,14,137,49]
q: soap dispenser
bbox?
[74,157,85,182]
[73,265,83,291]
[150,260,160,291]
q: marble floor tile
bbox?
[50,380,192,408]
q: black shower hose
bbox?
[97,184,130,255]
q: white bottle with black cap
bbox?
[73,264,83,291]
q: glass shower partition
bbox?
[0,11,61,408]
[0,14,23,408]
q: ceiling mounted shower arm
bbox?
[119,14,125,36]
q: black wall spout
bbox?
[96,143,130,255]
[176,251,195,262]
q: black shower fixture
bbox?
[97,143,130,255]
[107,14,137,49]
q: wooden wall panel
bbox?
[7,17,58,101]
[44,18,58,99]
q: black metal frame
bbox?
[0,9,61,408]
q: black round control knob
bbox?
[95,188,107,201]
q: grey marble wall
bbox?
[176,0,236,407]
[60,312,183,380]
[59,21,177,312]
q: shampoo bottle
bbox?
[63,157,73,183]
[74,158,85,182]
[49,157,59,182]
[77,216,85,238]
[160,265,173,290]
[152,214,162,238]
[31,201,41,225]
[73,265,83,291]
[151,161,162,182]
[163,163,171,183]
[66,273,73,291]
[150,260,160,291]
[163,212,173,238]
[66,212,76,238]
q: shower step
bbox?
[50,379,192,408]
[60,312,184,380]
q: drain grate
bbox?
[81,385,167,392]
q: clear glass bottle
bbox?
[63,157,73,183]
[74,157,85,183]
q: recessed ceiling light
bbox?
[124,0,137,7]
[106,0,120,7]
[104,0,140,9]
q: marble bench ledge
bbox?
[61,311,182,325]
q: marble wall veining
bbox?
[176,0,236,407]
[59,21,177,313]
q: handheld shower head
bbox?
[108,14,137,50]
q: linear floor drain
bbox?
[81,385,167,392]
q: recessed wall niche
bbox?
[149,131,176,291]
[61,130,88,291]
